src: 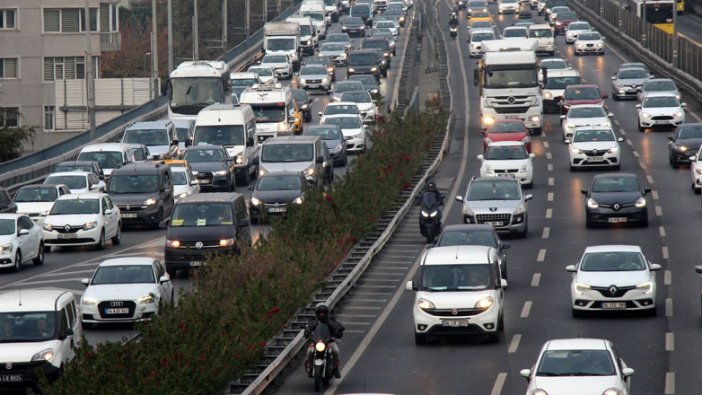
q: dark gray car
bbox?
[248,171,308,223]
[304,124,348,166]
[182,145,236,192]
[611,67,651,100]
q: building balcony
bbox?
[100,32,121,52]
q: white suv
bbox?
[406,245,506,344]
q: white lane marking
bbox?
[647,174,655,184]
[632,150,640,158]
[543,141,550,148]
[639,161,646,170]
[13,277,85,286]
[620,129,627,135]
[531,273,542,287]
[490,373,508,395]
[335,314,377,318]
[659,226,666,237]
[652,190,659,200]
[666,298,673,317]
[546,208,553,218]
[542,227,550,239]
[508,334,522,353]
[547,192,554,201]
[655,206,663,216]
[351,298,388,303]
[613,119,620,126]
[626,138,633,145]
[342,306,382,310]
[547,163,553,171]
[662,246,669,260]
[537,249,547,262]
[548,177,554,186]
[665,372,675,395]
[664,270,672,286]
[521,302,532,318]
[546,152,552,160]
[666,332,674,351]
[343,330,366,334]
[43,269,99,277]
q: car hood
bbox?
[166,225,236,241]
[260,161,312,173]
[531,376,623,395]
[320,50,345,57]
[615,77,647,85]
[190,162,227,173]
[0,341,64,363]
[576,39,602,45]
[253,190,303,203]
[300,73,329,80]
[44,214,100,226]
[84,283,161,301]
[590,191,642,205]
[544,88,566,97]
[354,102,374,112]
[257,76,276,83]
[641,106,683,116]
[147,145,171,156]
[223,145,245,158]
[575,269,650,288]
[565,99,604,106]
[486,132,527,143]
[338,126,364,138]
[262,62,289,69]
[15,202,55,215]
[256,122,282,133]
[466,199,523,211]
[571,141,618,151]
[323,138,344,149]
[109,193,158,206]
[675,137,702,149]
[416,290,498,309]
[482,158,530,170]
[566,117,609,127]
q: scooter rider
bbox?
[449,12,459,27]
[424,182,445,206]
[305,303,345,378]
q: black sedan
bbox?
[341,17,367,37]
[668,123,702,168]
[581,173,650,228]
[435,224,510,279]
[248,171,308,223]
[292,89,314,122]
[304,125,348,167]
[182,145,236,192]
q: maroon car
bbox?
[560,84,608,115]
[482,119,531,152]
[552,11,578,34]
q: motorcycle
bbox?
[449,26,458,39]
[418,191,443,243]
[305,323,336,392]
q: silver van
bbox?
[258,136,333,186]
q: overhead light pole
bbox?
[151,0,159,98]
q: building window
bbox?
[99,3,119,33]
[1,107,19,127]
[0,9,17,30]
[44,56,99,81]
[0,58,18,79]
[44,8,98,33]
[44,106,55,130]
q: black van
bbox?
[164,193,252,276]
[107,162,175,228]
[350,4,373,26]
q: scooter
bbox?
[418,191,443,243]
[450,26,458,39]
[305,323,337,392]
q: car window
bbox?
[170,203,234,227]
[14,187,58,202]
[50,199,100,215]
[437,230,498,247]
[420,264,493,291]
[467,181,521,200]
[591,176,640,193]
[536,350,616,376]
[91,265,157,284]
[573,129,615,142]
[580,251,646,271]
[484,145,528,160]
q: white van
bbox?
[194,104,259,186]
[77,143,136,177]
[286,16,317,55]
[0,289,81,389]
[239,83,301,142]
[299,0,328,37]
[528,23,555,56]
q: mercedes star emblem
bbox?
[195,241,203,249]
[613,203,621,211]
[507,96,516,104]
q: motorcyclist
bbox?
[304,303,345,378]
[449,12,459,27]
[423,182,445,206]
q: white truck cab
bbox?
[239,84,300,142]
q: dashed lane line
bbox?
[547,163,553,171]
[537,249,547,262]
[652,190,659,200]
[662,246,670,260]
[548,177,554,186]
[508,334,522,353]
[547,192,554,201]
[655,206,663,216]
[490,373,508,395]
[632,151,640,158]
[542,227,550,239]
[647,175,655,184]
[666,298,674,317]
[546,208,553,218]
[543,141,550,148]
[546,152,552,160]
[665,372,675,395]
[659,226,666,237]
[666,332,674,351]
[664,270,672,286]
[531,273,541,287]
[521,302,532,318]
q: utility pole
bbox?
[151,0,159,98]
[264,0,268,22]
[193,0,199,60]
[245,0,250,39]
[168,0,174,73]
[223,0,228,56]
[641,0,647,45]
[84,0,96,138]
[672,1,678,67]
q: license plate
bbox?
[588,157,605,162]
[121,213,138,218]
[608,217,627,223]
[441,319,470,327]
[0,375,22,383]
[268,207,287,213]
[57,233,77,239]
[198,179,211,184]
[497,173,515,177]
[485,221,504,226]
[504,115,522,119]
[190,261,203,267]
[602,302,626,309]
[105,308,129,314]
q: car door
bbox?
[58,304,76,360]
[234,198,252,247]
[154,260,173,304]
[102,196,117,238]
[18,216,40,260]
[162,170,175,217]
[245,121,259,169]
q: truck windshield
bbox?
[299,25,313,36]
[250,105,286,123]
[169,77,224,115]
[193,125,245,146]
[302,11,324,21]
[123,129,170,146]
[420,264,494,291]
[266,37,296,51]
[484,66,538,89]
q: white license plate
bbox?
[602,302,626,309]
[485,221,504,226]
[504,115,522,119]
[190,261,203,267]
[198,179,211,184]
[441,319,470,327]
[121,213,138,218]
[268,207,287,213]
[105,308,130,314]
[0,375,22,383]
[608,217,627,223]
[57,233,77,239]
[588,157,605,162]
[497,173,515,177]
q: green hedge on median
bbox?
[42,106,446,395]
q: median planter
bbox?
[41,108,446,395]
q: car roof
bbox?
[264,135,320,144]
[111,161,168,174]
[582,245,643,253]
[56,192,104,200]
[126,120,171,129]
[260,171,305,178]
[472,176,520,183]
[20,184,66,189]
[349,49,380,55]
[177,192,241,204]
[568,103,606,110]
[99,257,158,267]
[545,338,609,351]
[593,172,637,179]
[335,80,365,86]
[442,224,496,232]
[0,213,21,220]
[58,160,98,166]
[47,171,92,178]
[486,141,527,147]
[641,92,679,98]
[0,289,74,312]
[422,245,495,266]
[231,72,259,79]
[81,143,131,152]
[565,84,600,90]
[184,144,223,151]
[327,101,360,107]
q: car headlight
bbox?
[602,388,622,395]
[82,297,98,305]
[641,112,651,119]
[353,132,364,139]
[0,243,12,255]
[371,67,378,72]
[259,168,268,177]
[235,154,244,165]
[636,281,653,294]
[675,144,687,152]
[166,239,181,248]
[136,295,155,304]
[42,223,53,231]
[322,77,329,84]
[31,349,55,362]
[596,42,603,47]
[83,221,97,230]
[531,389,549,395]
[213,170,227,176]
[250,196,262,206]
[635,196,647,208]
[144,198,157,206]
[293,196,304,205]
[384,52,390,57]
[348,67,355,73]
[304,167,315,176]
[300,104,309,110]
[587,198,599,209]
[674,111,683,118]
[600,121,611,127]
[570,147,583,154]
[520,164,530,172]
[607,146,619,153]
[417,298,435,311]
[514,203,526,215]
[278,122,289,131]
[565,123,576,130]
[371,88,379,95]
[544,91,553,100]
[475,296,494,309]
[483,115,495,126]
[176,192,188,200]
[192,170,198,175]
[306,39,312,45]
[575,282,591,293]
[332,143,343,152]
[219,238,236,247]
[326,67,334,73]
[533,115,542,124]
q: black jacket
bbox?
[304,317,345,339]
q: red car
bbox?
[560,84,608,115]
[552,11,578,34]
[482,119,531,152]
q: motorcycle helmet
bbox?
[426,181,437,192]
[315,303,330,323]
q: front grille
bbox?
[476,213,511,222]
[175,240,222,249]
[97,300,136,319]
[165,250,208,262]
[598,202,635,209]
[651,116,673,120]
[306,79,322,84]
[118,205,147,212]
[54,225,82,234]
[195,172,213,180]
[425,308,486,317]
[592,286,636,298]
[494,106,530,114]
[493,169,518,174]
[583,150,610,156]
[46,238,95,244]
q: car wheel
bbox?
[640,214,649,227]
[613,93,620,101]
[96,229,106,250]
[13,251,21,272]
[518,222,528,238]
[585,216,594,229]
[570,165,577,172]
[638,125,645,132]
[524,181,533,189]
[693,183,701,194]
[167,268,177,278]
[33,243,44,265]
[82,322,95,330]
[487,331,500,343]
[112,225,121,245]
[572,308,583,318]
[154,208,163,230]
[237,167,251,186]
[414,332,427,345]
[44,245,52,253]
[671,157,679,169]
[498,312,505,332]
[646,306,657,317]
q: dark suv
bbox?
[361,37,392,68]
[347,50,384,80]
[164,193,252,276]
[107,162,175,228]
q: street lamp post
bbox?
[672,0,678,67]
[144,52,152,79]
[641,0,647,45]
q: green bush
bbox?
[42,109,446,395]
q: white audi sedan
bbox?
[80,257,174,328]
[42,193,121,251]
[636,92,685,132]
[566,127,623,170]
[0,214,45,272]
[566,245,660,317]
[478,141,535,188]
[560,104,613,142]
[520,338,634,395]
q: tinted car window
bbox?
[171,203,234,226]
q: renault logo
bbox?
[608,285,618,296]
[5,362,12,370]
[195,241,203,249]
[507,96,516,104]
[613,203,621,211]
[64,225,71,232]
[591,149,598,155]
[109,301,123,307]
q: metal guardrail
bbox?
[0,3,302,192]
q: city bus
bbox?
[167,61,231,121]
[627,0,674,33]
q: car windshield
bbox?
[183,149,225,163]
[569,107,606,118]
[565,88,600,100]
[306,126,342,140]
[545,76,580,89]
[467,180,521,200]
[92,265,156,285]
[325,104,359,115]
[645,80,676,91]
[248,67,273,77]
[265,37,295,51]
[485,145,528,160]
[0,312,57,343]
[14,187,58,203]
[321,43,346,52]
[299,25,313,36]
[541,60,568,70]
[578,32,601,40]
[376,21,395,28]
[472,32,495,41]
[306,57,329,66]
[301,66,328,76]
[172,171,188,185]
[618,69,648,79]
[436,229,497,248]
[78,151,123,169]
[175,128,191,141]
[643,96,679,108]
[536,350,616,376]
[170,203,233,226]
[569,22,591,31]
[678,125,702,139]
[248,105,286,123]
[503,28,527,38]
[44,175,87,190]
[335,82,365,94]
[123,129,170,146]
[256,174,303,191]
[263,55,288,64]
[292,90,308,101]
[349,75,377,85]
[341,91,372,103]
[324,116,362,129]
[345,17,364,25]
[194,125,245,146]
[471,21,493,29]
[55,164,94,174]
[363,40,389,50]
[573,129,615,142]
[231,78,258,87]
[580,251,646,271]
[261,143,314,162]
[327,33,350,42]
[0,219,15,236]
[591,176,640,193]
[109,175,159,194]
[420,264,493,291]
[556,11,577,19]
[348,53,377,65]
[489,121,525,133]
[50,199,100,215]
[529,29,552,38]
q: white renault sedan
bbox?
[637,92,686,132]
[340,90,378,123]
[560,104,613,142]
[43,171,105,194]
[566,127,623,171]
[0,214,44,272]
[566,245,660,316]
[520,338,634,395]
[478,141,535,188]
[42,193,121,251]
[80,257,174,328]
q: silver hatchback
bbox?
[611,67,651,100]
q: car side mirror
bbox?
[565,264,577,272]
[649,263,662,271]
[519,369,532,380]
[316,156,324,163]
[159,275,170,283]
[186,139,193,147]
[477,154,484,160]
[635,104,641,109]
[500,279,508,288]
[171,139,179,147]
[524,194,533,201]
[238,218,250,228]
[611,75,616,80]
[563,138,571,144]
[318,111,323,116]
[580,189,588,195]
[502,243,511,250]
[690,155,696,161]
[190,179,199,185]
[682,102,687,108]
[405,280,417,291]
[105,209,113,215]
[644,187,651,194]
[529,153,535,159]
[607,112,614,117]
[617,137,624,142]
[695,265,702,274]
[247,136,255,147]
[59,328,74,339]
[81,278,90,286]
[18,229,29,236]
[622,368,635,377]
[559,115,566,120]
[90,184,100,191]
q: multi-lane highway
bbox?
[0,15,413,347]
[270,2,702,395]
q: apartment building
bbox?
[0,1,121,152]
